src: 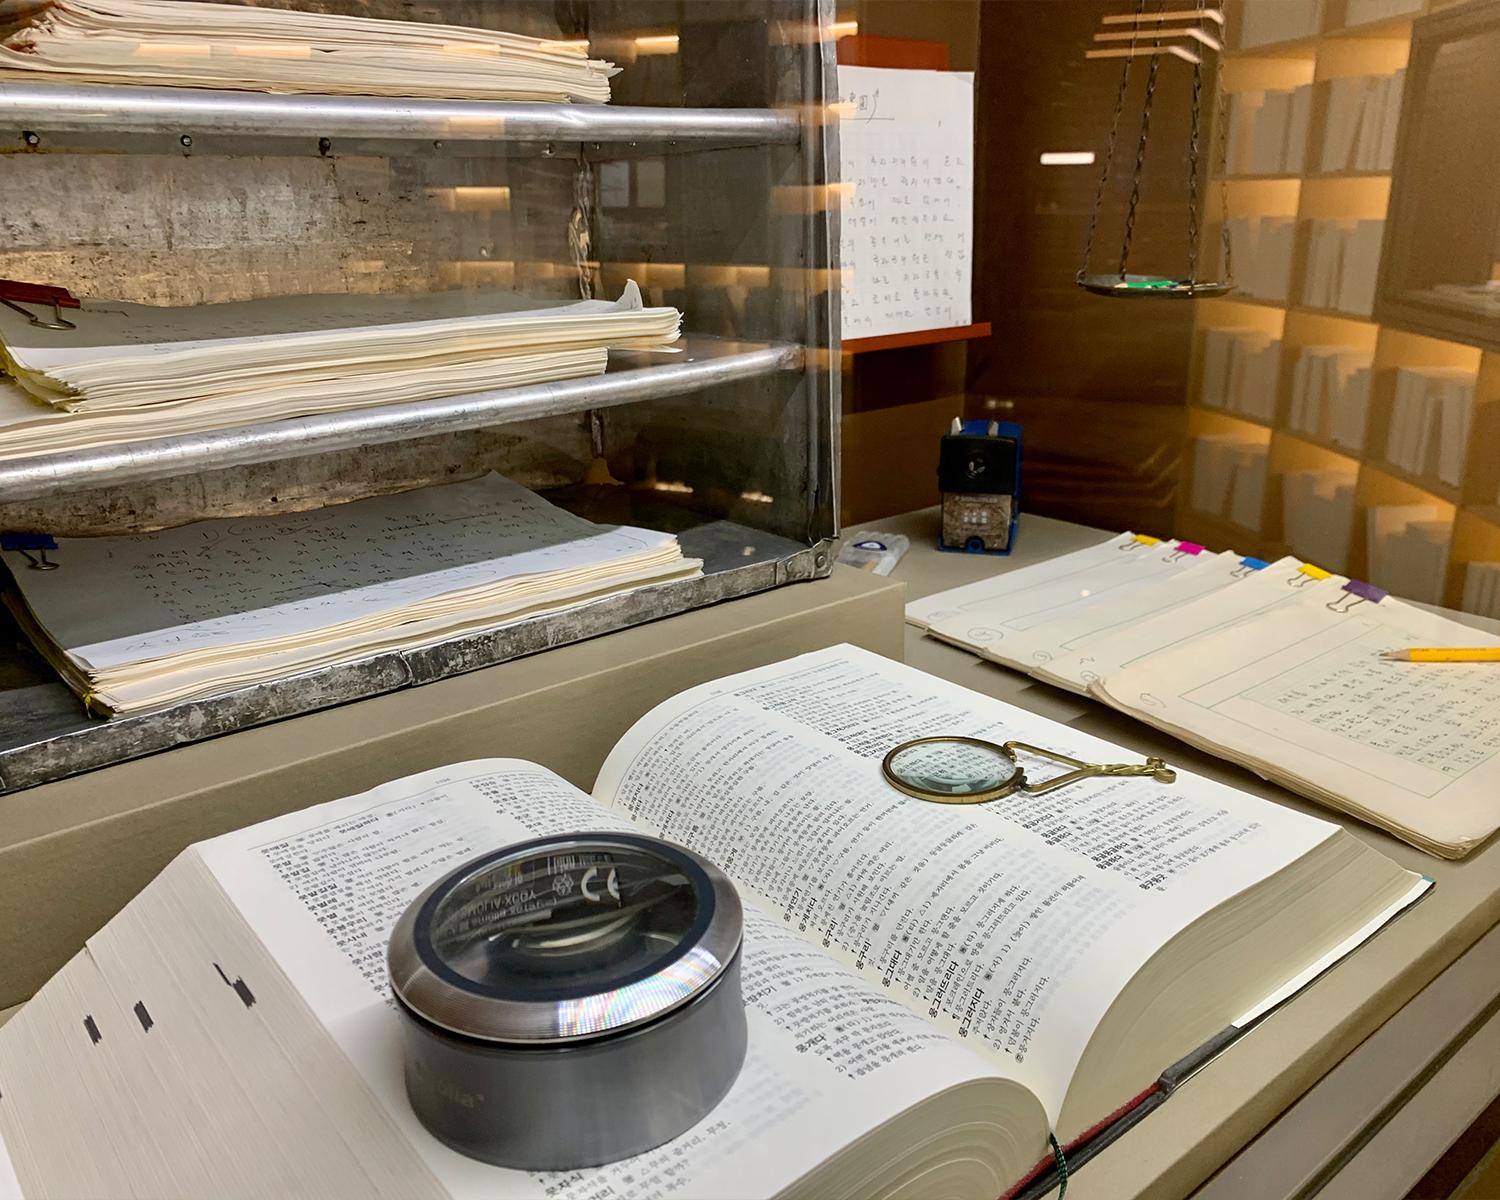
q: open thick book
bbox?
[0,647,1426,1199]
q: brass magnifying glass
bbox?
[881,736,1175,805]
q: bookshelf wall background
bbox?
[1178,0,1499,614]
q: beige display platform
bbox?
[0,567,904,1008]
[872,507,1500,1200]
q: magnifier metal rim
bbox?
[881,735,1023,805]
[388,833,742,1045]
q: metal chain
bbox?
[567,150,596,300]
[1187,46,1203,286]
[1078,0,1147,282]
[1213,9,1233,283]
[1118,7,1163,279]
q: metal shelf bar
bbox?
[0,335,802,502]
[0,81,801,144]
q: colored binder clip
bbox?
[1327,579,1386,612]
[0,279,80,331]
[1,533,60,570]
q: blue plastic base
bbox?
[937,536,1014,556]
[937,418,1022,556]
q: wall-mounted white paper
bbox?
[836,65,974,340]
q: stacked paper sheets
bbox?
[0,0,618,102]
[0,283,680,461]
[2,472,701,716]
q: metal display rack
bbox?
[0,0,841,791]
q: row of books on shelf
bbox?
[1302,219,1383,316]
[1221,217,1383,315]
[1201,327,1281,421]
[1464,562,1500,620]
[1238,0,1323,46]
[1321,72,1405,174]
[1284,467,1357,570]
[1200,328,1372,451]
[1236,0,1421,48]
[1190,434,1268,530]
[1201,340,1482,492]
[1288,345,1372,450]
[1223,216,1297,303]
[1224,71,1403,178]
[1385,366,1477,488]
[1188,455,1500,613]
[1188,442,1361,573]
[1369,503,1451,605]
[1225,86,1311,176]
[1187,453,1447,605]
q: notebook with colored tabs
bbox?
[1094,583,1500,858]
[910,532,1500,858]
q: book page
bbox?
[4,473,677,670]
[197,760,1023,1200]
[591,646,1338,1126]
[1099,589,1500,855]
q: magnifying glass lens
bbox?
[885,739,1018,799]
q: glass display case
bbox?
[0,0,840,790]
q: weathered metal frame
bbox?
[0,0,842,793]
[0,80,801,145]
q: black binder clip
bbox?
[1,533,60,571]
[0,279,80,331]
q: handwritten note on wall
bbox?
[836,65,975,340]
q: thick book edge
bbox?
[1000,873,1431,1198]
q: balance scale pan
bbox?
[1077,273,1234,299]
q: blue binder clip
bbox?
[1,533,60,571]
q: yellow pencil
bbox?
[1380,647,1500,662]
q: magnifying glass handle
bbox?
[1003,741,1177,794]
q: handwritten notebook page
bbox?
[836,65,974,340]
[1045,557,1345,694]
[5,473,680,672]
[1097,590,1500,857]
[923,539,1200,654]
[977,550,1246,677]
[905,532,1142,630]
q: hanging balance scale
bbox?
[1077,3,1233,299]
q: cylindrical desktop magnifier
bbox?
[387,832,746,1170]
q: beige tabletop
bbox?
[847,508,1500,1200]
